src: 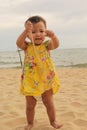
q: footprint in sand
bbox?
[60,112,76,121]
[0,112,5,116]
[5,117,26,127]
[74,119,87,127]
[71,102,83,107]
[9,111,19,116]
[60,122,79,130]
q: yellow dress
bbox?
[20,41,60,96]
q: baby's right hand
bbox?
[25,21,33,40]
[25,21,33,33]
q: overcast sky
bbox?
[0,0,87,51]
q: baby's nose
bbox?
[36,32,40,36]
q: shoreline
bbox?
[0,65,87,69]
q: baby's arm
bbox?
[46,30,60,50]
[16,21,33,50]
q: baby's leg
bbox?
[42,89,62,129]
[25,96,37,130]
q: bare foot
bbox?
[51,121,63,129]
[24,124,33,130]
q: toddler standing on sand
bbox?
[16,15,62,130]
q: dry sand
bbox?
[0,68,87,130]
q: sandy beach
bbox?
[0,68,87,130]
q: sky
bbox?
[0,0,87,51]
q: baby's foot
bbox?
[51,121,63,129]
[24,124,33,130]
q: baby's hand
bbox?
[25,21,33,40]
[46,30,55,38]
[25,21,33,33]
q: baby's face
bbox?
[32,21,46,45]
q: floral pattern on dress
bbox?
[46,70,55,83]
[20,41,60,96]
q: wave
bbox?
[0,61,20,65]
[0,61,21,68]
[57,63,87,68]
[0,62,87,68]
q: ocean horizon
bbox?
[0,48,87,68]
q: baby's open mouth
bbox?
[35,38,41,40]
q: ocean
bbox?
[0,48,87,68]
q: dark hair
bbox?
[26,16,46,27]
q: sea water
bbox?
[0,48,87,68]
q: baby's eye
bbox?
[40,30,44,33]
[32,31,35,33]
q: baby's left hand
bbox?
[46,30,55,38]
